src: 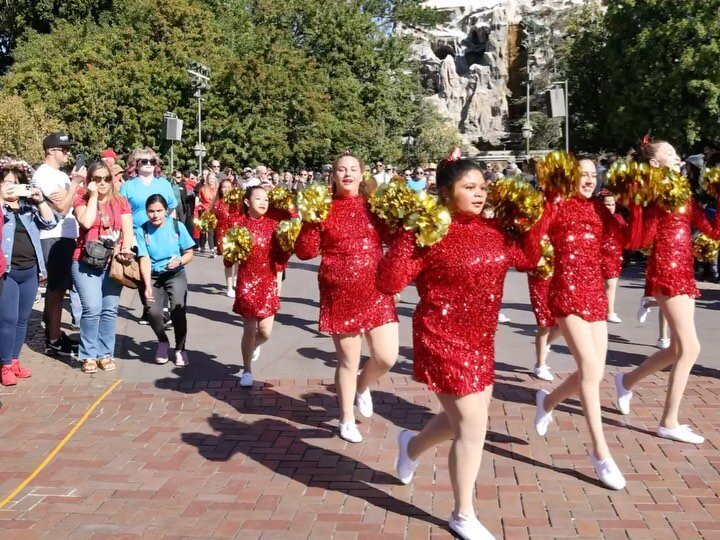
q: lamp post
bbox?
[187,61,210,174]
[522,121,534,158]
[552,80,570,153]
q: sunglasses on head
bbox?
[136,158,157,166]
[92,175,111,183]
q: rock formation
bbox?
[405,0,599,150]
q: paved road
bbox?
[117,252,720,383]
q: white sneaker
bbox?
[498,313,511,323]
[226,289,236,298]
[251,345,262,363]
[240,372,253,387]
[338,421,363,443]
[545,344,552,353]
[657,425,705,444]
[396,430,419,485]
[155,342,170,364]
[355,387,373,418]
[615,373,632,415]
[534,390,553,436]
[657,338,671,349]
[533,365,554,382]
[607,313,622,324]
[590,454,626,490]
[174,350,188,367]
[637,297,652,323]
[448,512,495,540]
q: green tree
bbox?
[405,107,463,166]
[0,94,63,162]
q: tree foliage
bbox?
[0,0,457,169]
[0,94,63,163]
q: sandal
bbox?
[97,357,117,372]
[82,360,98,374]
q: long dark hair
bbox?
[436,159,483,205]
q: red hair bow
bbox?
[640,132,653,150]
[440,147,462,169]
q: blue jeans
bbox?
[71,260,122,360]
[0,266,39,365]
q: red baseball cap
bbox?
[101,148,118,159]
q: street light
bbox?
[187,60,211,174]
[522,121,534,158]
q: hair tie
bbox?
[440,147,462,169]
[640,132,653,150]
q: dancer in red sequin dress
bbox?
[533,158,628,491]
[615,140,720,445]
[229,187,291,388]
[527,256,561,382]
[211,179,240,297]
[599,191,629,323]
[376,157,537,539]
[295,155,398,444]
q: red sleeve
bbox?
[271,229,292,273]
[118,196,131,215]
[376,230,426,295]
[73,194,86,209]
[520,198,557,268]
[294,222,322,260]
[691,199,720,240]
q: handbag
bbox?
[109,249,142,289]
[81,200,118,269]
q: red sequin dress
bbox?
[643,199,720,298]
[377,216,537,396]
[231,214,289,319]
[295,195,397,334]
[600,213,628,280]
[528,274,555,328]
[543,196,625,322]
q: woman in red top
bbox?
[598,190,628,323]
[376,157,536,539]
[211,179,240,297]
[71,161,134,374]
[197,174,218,255]
[615,140,720,444]
[228,186,291,388]
[295,154,398,444]
[533,158,627,491]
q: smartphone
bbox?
[13,184,32,198]
[74,154,86,172]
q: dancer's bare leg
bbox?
[357,322,399,394]
[332,334,362,423]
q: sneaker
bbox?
[139,307,150,325]
[396,430,419,485]
[45,333,76,357]
[138,318,150,326]
[155,342,170,364]
[448,512,495,540]
[532,365,554,382]
[637,296,652,324]
[174,350,188,367]
[226,289,236,298]
[1,365,17,386]
[251,345,262,363]
[657,425,705,444]
[545,344,552,353]
[163,318,173,329]
[615,373,632,415]
[534,390,553,436]
[11,359,31,378]
[589,453,626,490]
[338,421,363,443]
[498,313,511,323]
[607,313,622,324]
[657,338,671,349]
[240,372,253,387]
[355,387,374,418]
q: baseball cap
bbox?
[101,148,118,159]
[428,163,437,170]
[42,132,71,150]
[243,166,253,173]
[321,164,332,173]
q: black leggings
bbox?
[148,271,187,350]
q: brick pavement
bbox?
[1,324,720,539]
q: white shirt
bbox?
[31,163,78,240]
[243,178,262,188]
[374,171,391,185]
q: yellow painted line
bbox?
[0,379,122,510]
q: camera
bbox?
[102,238,116,249]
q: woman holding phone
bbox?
[135,195,195,367]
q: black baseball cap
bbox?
[42,132,72,150]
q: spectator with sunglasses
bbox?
[72,162,134,374]
[119,147,177,230]
[1,157,58,386]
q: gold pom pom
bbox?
[195,210,218,232]
[295,182,332,223]
[269,185,295,212]
[368,177,418,232]
[606,161,663,206]
[276,217,302,252]
[701,167,720,200]
[405,191,451,247]
[536,151,580,199]
[693,233,720,263]
[487,176,544,233]
[225,188,245,207]
[221,225,253,264]
[532,237,554,279]
[652,168,692,212]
